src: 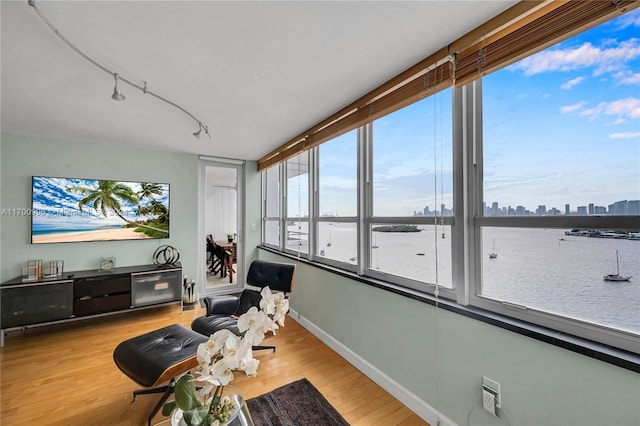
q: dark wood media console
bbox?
[0,263,182,346]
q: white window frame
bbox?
[464,80,640,354]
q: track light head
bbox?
[111,73,125,101]
[193,122,203,138]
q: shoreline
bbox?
[32,227,152,243]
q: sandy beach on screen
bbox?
[33,227,152,243]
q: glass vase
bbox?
[171,385,243,426]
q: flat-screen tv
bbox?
[31,176,170,244]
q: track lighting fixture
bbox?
[193,122,210,139]
[111,74,125,101]
[28,0,211,140]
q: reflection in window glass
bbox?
[481,227,640,333]
[317,222,357,265]
[372,91,453,217]
[319,130,358,217]
[370,224,452,288]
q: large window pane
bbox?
[285,220,308,253]
[369,223,452,288]
[372,92,453,217]
[480,11,640,335]
[286,153,309,218]
[264,220,279,247]
[319,130,357,217]
[317,222,357,265]
[482,14,639,217]
[481,227,640,333]
[264,165,279,217]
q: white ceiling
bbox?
[1,0,517,161]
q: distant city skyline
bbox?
[409,199,640,217]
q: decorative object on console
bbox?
[182,277,197,311]
[20,259,63,282]
[44,260,64,278]
[27,0,212,140]
[21,259,43,282]
[163,287,290,426]
[153,245,181,266]
[99,256,116,271]
[227,234,234,243]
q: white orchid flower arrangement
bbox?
[163,287,289,426]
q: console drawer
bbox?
[73,293,131,316]
[74,275,130,298]
[131,269,181,307]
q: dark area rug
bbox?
[246,378,350,426]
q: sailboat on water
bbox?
[489,238,498,259]
[603,250,631,282]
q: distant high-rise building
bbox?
[628,200,640,215]
[610,200,628,215]
[491,202,499,216]
[595,206,607,214]
[577,206,587,215]
[516,205,526,215]
[536,205,546,215]
[588,203,594,215]
[565,204,570,215]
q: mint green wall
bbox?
[259,250,640,426]
[0,134,198,281]
[242,160,261,266]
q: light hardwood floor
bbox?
[0,304,428,426]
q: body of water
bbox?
[304,224,639,333]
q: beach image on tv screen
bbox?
[31,177,169,244]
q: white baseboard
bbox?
[288,308,457,426]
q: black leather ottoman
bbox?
[113,324,208,426]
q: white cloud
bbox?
[610,132,640,139]
[514,39,640,77]
[580,97,640,122]
[612,8,640,30]
[613,70,640,84]
[560,101,587,113]
[561,76,584,90]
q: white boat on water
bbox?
[603,250,631,282]
[489,238,498,259]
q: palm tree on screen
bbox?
[66,180,168,235]
[138,182,164,201]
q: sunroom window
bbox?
[476,11,640,347]
[368,91,454,290]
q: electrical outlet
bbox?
[482,388,497,416]
[482,376,501,408]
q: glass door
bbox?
[198,158,244,296]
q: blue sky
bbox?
[314,9,639,217]
[483,9,640,211]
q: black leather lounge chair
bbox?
[191,260,295,351]
[113,260,294,424]
[113,324,208,426]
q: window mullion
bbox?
[357,123,371,276]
